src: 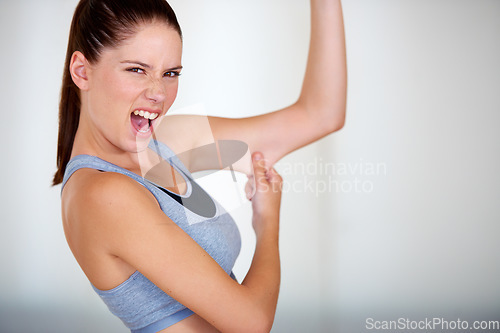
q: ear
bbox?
[69,51,90,90]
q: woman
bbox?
[54,0,346,332]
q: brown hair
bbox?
[52,0,182,185]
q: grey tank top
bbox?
[61,140,241,332]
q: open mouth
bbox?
[131,110,160,134]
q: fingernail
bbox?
[254,153,262,160]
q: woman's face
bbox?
[83,22,183,155]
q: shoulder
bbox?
[67,168,154,203]
[63,168,160,234]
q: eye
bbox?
[127,67,145,74]
[164,71,181,78]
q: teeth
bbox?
[133,110,160,120]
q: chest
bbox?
[144,158,187,195]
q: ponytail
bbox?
[52,43,81,185]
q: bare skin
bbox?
[62,0,345,331]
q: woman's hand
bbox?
[246,152,283,238]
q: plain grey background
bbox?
[1,0,499,332]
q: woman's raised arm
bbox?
[205,0,347,167]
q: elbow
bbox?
[250,310,274,333]
[322,112,346,135]
[262,316,275,333]
[218,308,274,333]
[236,307,274,333]
[332,114,346,132]
[306,100,346,135]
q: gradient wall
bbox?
[0,0,499,332]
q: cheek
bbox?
[104,75,140,101]
[165,82,179,108]
[93,74,140,114]
[86,75,138,133]
[169,84,179,102]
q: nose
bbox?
[145,79,167,104]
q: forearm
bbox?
[298,0,347,129]
[241,220,280,329]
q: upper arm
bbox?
[75,172,267,332]
[208,102,345,168]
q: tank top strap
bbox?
[61,154,149,193]
[61,140,190,192]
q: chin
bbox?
[131,138,152,154]
[117,136,150,155]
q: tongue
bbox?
[131,113,150,133]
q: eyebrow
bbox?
[120,60,183,71]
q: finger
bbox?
[252,152,269,190]
[245,176,255,200]
[267,167,283,191]
[266,167,277,180]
